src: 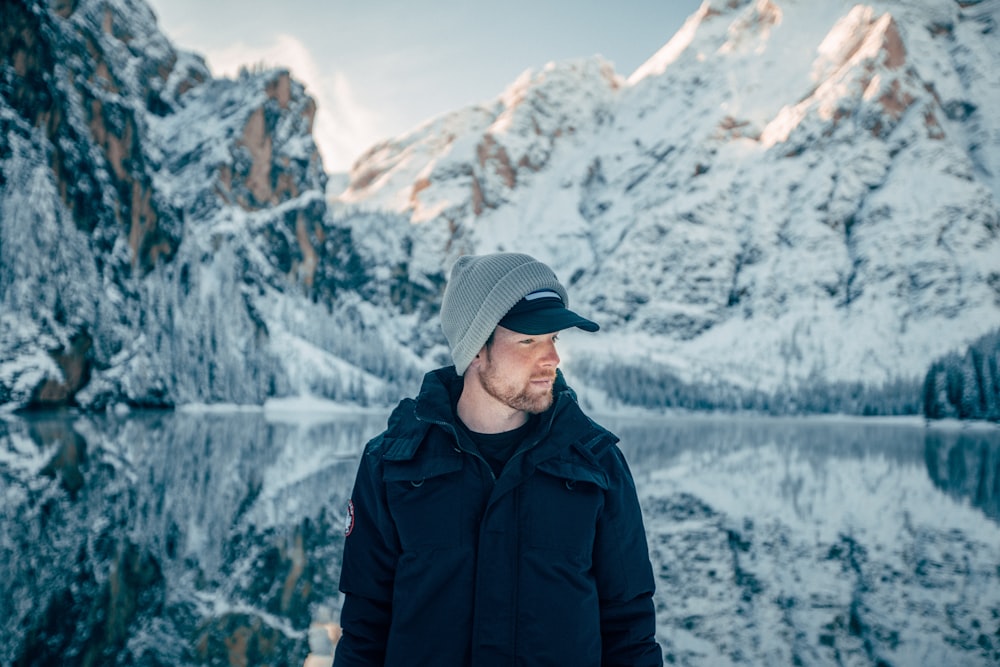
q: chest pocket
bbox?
[384,454,465,551]
[524,458,608,555]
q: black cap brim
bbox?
[500,306,600,335]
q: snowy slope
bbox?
[334,0,1000,400]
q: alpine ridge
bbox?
[2,0,999,413]
[332,0,1000,411]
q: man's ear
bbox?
[468,345,487,370]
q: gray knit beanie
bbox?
[441,253,569,375]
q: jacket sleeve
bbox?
[333,439,400,666]
[593,445,663,667]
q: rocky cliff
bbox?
[1,0,423,411]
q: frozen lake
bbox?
[1,409,998,665]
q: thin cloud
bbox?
[201,34,384,172]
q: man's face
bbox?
[476,325,561,414]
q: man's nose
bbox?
[540,339,560,367]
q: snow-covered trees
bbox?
[923,329,1000,422]
[571,357,921,416]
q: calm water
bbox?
[1,409,998,666]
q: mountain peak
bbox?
[336,55,622,223]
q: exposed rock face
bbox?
[2,0,183,273]
[31,331,93,406]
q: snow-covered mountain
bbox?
[2,0,999,412]
[0,0,430,410]
[334,0,1000,405]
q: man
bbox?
[334,252,662,666]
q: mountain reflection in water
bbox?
[603,414,1000,667]
[1,410,998,666]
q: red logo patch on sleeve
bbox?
[344,499,355,537]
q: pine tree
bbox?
[960,350,984,419]
[985,349,1000,421]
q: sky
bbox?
[145,0,704,172]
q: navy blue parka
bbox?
[334,367,662,666]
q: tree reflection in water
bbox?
[924,427,1000,524]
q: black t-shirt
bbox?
[458,416,537,478]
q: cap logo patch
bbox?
[525,290,562,302]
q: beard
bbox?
[478,354,555,415]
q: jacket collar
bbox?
[413,365,576,435]
[382,366,615,465]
